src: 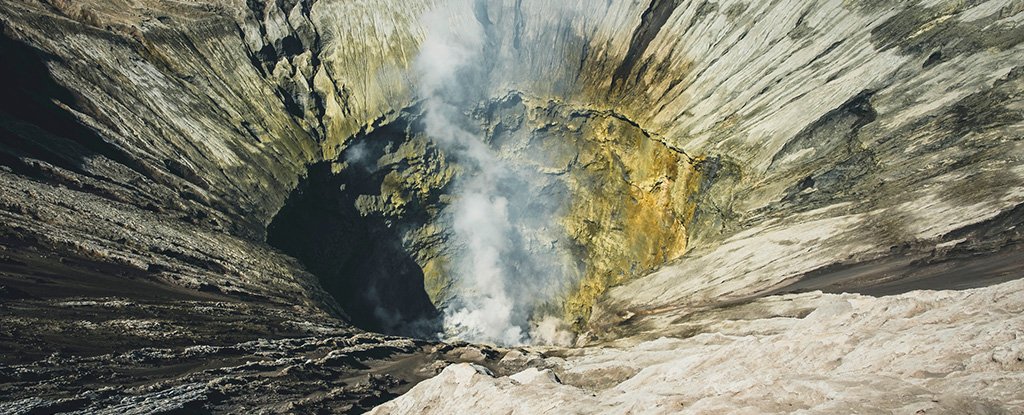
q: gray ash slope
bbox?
[1,0,1023,413]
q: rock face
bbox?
[0,0,1022,412]
[264,95,697,336]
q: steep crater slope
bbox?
[0,0,1022,412]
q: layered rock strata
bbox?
[0,0,1021,412]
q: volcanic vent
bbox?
[1,0,1023,413]
[266,94,705,345]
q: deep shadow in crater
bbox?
[267,121,443,338]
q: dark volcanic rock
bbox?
[0,0,1023,412]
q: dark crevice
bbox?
[280,34,304,56]
[0,26,123,174]
[808,40,845,66]
[0,23,182,207]
[267,121,442,338]
[923,50,943,68]
[473,0,495,31]
[512,0,524,50]
[611,0,682,90]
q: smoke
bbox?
[412,1,577,346]
[530,315,576,347]
[342,140,371,168]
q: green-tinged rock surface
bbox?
[0,0,1022,412]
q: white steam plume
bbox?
[413,1,577,346]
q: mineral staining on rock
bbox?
[266,94,699,343]
[0,0,1023,412]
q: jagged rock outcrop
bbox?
[0,0,1022,412]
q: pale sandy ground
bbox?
[370,277,1024,414]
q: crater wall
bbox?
[1,0,1021,342]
